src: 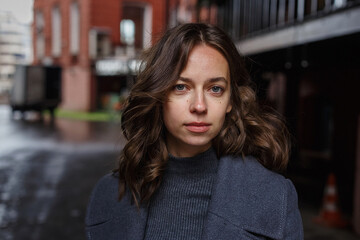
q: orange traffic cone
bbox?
[313,173,348,228]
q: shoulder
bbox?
[210,155,303,239]
[219,156,288,187]
[85,174,148,240]
[217,154,299,204]
[85,173,124,226]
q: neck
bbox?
[166,142,212,158]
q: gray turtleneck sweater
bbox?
[144,148,218,240]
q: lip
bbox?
[184,122,211,133]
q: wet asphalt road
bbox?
[0,105,359,240]
[0,105,123,240]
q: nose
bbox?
[190,90,207,114]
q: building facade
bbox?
[0,11,32,97]
[33,0,169,111]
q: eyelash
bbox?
[173,84,225,95]
[174,84,187,91]
[210,86,224,94]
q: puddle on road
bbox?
[0,109,124,156]
[0,105,123,239]
[0,151,67,239]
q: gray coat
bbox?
[85,155,304,240]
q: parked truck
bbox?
[10,65,62,120]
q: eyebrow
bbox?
[178,76,229,86]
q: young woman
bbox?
[86,23,303,240]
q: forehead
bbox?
[180,44,230,81]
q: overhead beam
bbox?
[237,6,360,55]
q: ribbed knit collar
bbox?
[167,147,218,174]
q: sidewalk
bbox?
[301,205,360,240]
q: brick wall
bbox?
[33,0,169,111]
[91,0,121,45]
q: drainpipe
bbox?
[354,115,360,236]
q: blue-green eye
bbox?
[175,84,186,91]
[211,86,223,93]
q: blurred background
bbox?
[0,0,359,239]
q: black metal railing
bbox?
[217,0,360,40]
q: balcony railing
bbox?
[217,0,360,41]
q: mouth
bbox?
[184,122,211,133]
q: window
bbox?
[52,6,61,57]
[121,3,152,49]
[35,10,45,59]
[70,1,80,55]
[333,0,347,9]
[120,19,135,45]
[88,29,111,59]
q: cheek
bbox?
[163,102,179,127]
[217,95,232,113]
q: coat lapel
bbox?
[86,174,149,240]
[105,156,291,240]
[202,155,286,240]
[124,203,149,240]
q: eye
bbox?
[210,86,223,93]
[174,84,186,91]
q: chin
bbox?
[184,137,213,148]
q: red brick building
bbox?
[33,0,169,111]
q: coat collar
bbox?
[123,202,148,240]
[86,157,287,240]
[203,155,287,239]
[119,156,287,240]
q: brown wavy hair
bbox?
[115,23,290,207]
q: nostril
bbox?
[189,93,207,113]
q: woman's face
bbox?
[163,44,232,157]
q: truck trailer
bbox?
[10,65,62,119]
